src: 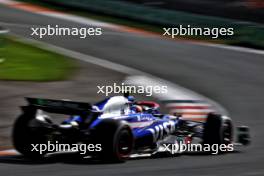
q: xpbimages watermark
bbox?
[163,25,234,39]
[97,83,168,96]
[162,142,234,154]
[31,141,102,155]
[31,25,102,39]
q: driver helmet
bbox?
[132,105,143,113]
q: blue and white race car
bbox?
[12,95,250,162]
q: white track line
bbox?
[0,149,18,156]
[11,34,146,76]
[41,12,120,29]
[198,43,264,56]
[0,29,9,34]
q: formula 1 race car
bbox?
[12,95,250,162]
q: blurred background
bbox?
[0,0,264,175]
[123,0,264,23]
[16,0,264,48]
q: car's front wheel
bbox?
[202,113,233,153]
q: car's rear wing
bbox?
[25,97,95,115]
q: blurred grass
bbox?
[0,36,77,81]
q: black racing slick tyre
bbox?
[203,113,233,145]
[92,119,134,163]
[13,108,51,159]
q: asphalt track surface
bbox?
[0,4,264,176]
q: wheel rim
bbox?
[223,120,233,144]
[117,130,133,158]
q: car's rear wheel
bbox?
[92,119,134,162]
[13,108,51,159]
